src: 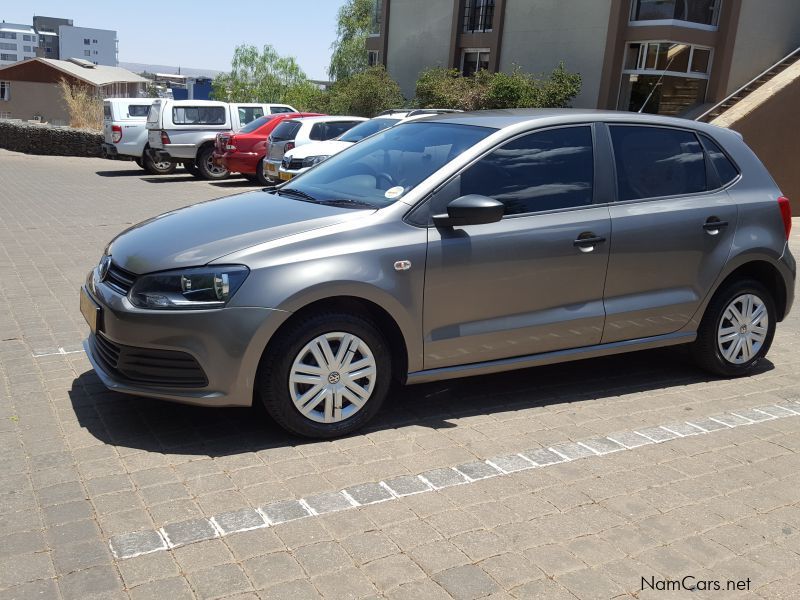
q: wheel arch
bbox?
[710,259,788,321]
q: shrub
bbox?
[58,79,102,130]
[325,66,406,117]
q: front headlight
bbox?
[302,155,329,168]
[129,265,249,309]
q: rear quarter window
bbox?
[699,134,740,187]
[270,121,301,142]
[610,125,706,201]
[172,106,226,125]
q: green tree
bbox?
[212,44,309,103]
[283,80,330,113]
[415,63,581,111]
[326,66,405,117]
[328,0,373,82]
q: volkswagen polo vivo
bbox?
[81,109,795,438]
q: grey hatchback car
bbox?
[81,109,795,438]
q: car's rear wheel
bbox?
[142,151,177,175]
[196,146,229,180]
[258,312,391,438]
[255,158,272,186]
[691,279,776,377]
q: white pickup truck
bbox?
[146,99,297,179]
[101,98,177,174]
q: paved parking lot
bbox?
[1,148,800,600]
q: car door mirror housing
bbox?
[433,195,504,227]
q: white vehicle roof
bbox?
[285,140,352,160]
[286,115,367,124]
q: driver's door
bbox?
[422,125,612,370]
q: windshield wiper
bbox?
[315,198,375,209]
[275,188,318,203]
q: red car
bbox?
[214,112,322,185]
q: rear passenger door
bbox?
[601,124,739,343]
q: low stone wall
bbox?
[0,120,103,157]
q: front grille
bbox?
[92,332,208,388]
[105,262,136,295]
[285,159,303,170]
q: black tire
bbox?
[691,279,776,377]
[142,151,177,175]
[134,157,144,168]
[257,312,392,438]
[196,146,229,180]
[255,158,273,186]
[183,160,202,178]
[243,174,260,184]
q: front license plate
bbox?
[80,288,101,334]
[279,171,293,181]
[266,164,278,176]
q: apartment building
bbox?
[58,25,118,66]
[0,22,39,66]
[32,16,72,60]
[370,0,800,116]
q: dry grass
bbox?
[58,79,103,130]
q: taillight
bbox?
[225,135,236,151]
[778,196,792,239]
[111,125,122,143]
[160,130,171,145]
[285,141,295,152]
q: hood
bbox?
[286,140,352,160]
[108,191,371,274]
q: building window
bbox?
[0,111,10,119]
[23,34,32,41]
[367,50,380,67]
[0,43,16,51]
[92,39,98,43]
[461,48,490,76]
[23,46,32,53]
[84,38,90,45]
[84,50,91,57]
[0,32,16,39]
[464,0,494,33]
[618,41,712,115]
[630,0,722,28]
[370,0,382,36]
[0,81,10,101]
[0,54,18,62]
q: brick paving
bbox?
[1,149,800,599]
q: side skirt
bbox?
[405,331,696,385]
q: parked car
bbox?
[263,116,366,182]
[81,109,794,439]
[145,100,297,180]
[213,112,322,185]
[101,98,176,175]
[278,109,462,180]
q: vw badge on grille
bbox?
[98,255,112,282]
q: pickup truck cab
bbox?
[101,98,176,174]
[146,99,297,180]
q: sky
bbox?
[4,0,347,79]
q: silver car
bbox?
[81,109,795,438]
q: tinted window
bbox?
[324,121,361,139]
[172,106,226,125]
[461,126,594,215]
[270,106,295,114]
[271,121,301,142]
[285,122,492,208]
[700,134,739,186]
[103,103,112,119]
[239,114,276,134]
[309,123,326,141]
[237,106,264,126]
[127,104,150,118]
[339,118,399,143]
[610,125,706,201]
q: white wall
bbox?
[499,0,612,108]
[0,24,38,66]
[58,25,117,67]
[386,0,455,99]
[726,0,800,95]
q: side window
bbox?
[103,103,112,119]
[699,134,739,187]
[324,121,360,139]
[460,126,594,215]
[271,106,294,114]
[127,105,150,118]
[309,123,326,141]
[237,106,264,125]
[610,125,706,201]
[172,106,226,125]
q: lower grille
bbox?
[92,332,208,388]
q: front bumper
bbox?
[277,165,310,181]
[81,274,289,407]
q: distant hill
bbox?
[120,62,224,78]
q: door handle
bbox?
[573,234,606,253]
[703,219,729,235]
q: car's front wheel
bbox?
[691,279,776,377]
[258,313,391,438]
[142,151,177,175]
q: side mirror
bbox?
[433,195,504,227]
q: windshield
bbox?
[239,114,276,134]
[338,118,400,143]
[282,122,494,208]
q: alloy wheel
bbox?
[205,153,227,176]
[717,293,768,364]
[289,332,377,423]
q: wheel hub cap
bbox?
[717,293,768,365]
[289,332,376,424]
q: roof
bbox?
[286,115,367,124]
[0,58,147,86]
[418,108,717,132]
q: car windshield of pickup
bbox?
[280,122,493,208]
